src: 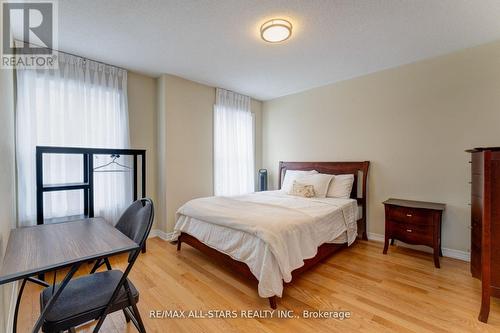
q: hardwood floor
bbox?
[17,237,500,332]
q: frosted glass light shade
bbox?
[260,19,292,43]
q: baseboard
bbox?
[6,280,18,333]
[149,229,175,241]
[367,232,385,242]
[367,232,470,262]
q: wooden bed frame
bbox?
[176,161,370,309]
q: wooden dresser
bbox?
[383,198,445,268]
[467,147,500,323]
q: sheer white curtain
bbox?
[214,88,255,196]
[16,52,131,226]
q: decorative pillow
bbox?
[293,173,334,198]
[327,174,355,198]
[281,169,318,193]
[288,181,315,198]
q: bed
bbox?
[172,161,369,309]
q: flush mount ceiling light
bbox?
[260,19,292,43]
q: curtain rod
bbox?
[15,40,127,71]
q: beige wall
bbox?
[128,72,158,226]
[263,40,500,253]
[156,74,263,232]
[158,74,215,232]
[156,76,168,232]
[0,67,17,331]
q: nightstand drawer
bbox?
[388,206,434,225]
[389,222,434,245]
[383,198,445,268]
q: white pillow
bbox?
[327,174,355,198]
[293,173,334,198]
[281,170,318,192]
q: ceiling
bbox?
[23,1,500,100]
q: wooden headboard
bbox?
[278,161,370,240]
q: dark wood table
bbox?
[383,198,445,268]
[0,218,139,333]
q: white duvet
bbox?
[171,191,358,298]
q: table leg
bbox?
[13,277,50,333]
[439,221,443,257]
[477,297,490,323]
[13,278,27,333]
[479,291,490,323]
[383,234,389,254]
[31,263,81,333]
[433,247,440,268]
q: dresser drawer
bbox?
[471,227,482,250]
[470,238,482,279]
[471,225,482,248]
[471,152,483,175]
[387,206,435,225]
[389,221,434,245]
[471,174,483,197]
[471,195,483,221]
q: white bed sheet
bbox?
[172,191,358,298]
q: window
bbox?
[214,88,255,196]
[15,52,130,226]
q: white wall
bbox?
[0,66,17,331]
[263,40,500,253]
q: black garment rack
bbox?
[35,146,146,225]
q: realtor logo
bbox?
[1,0,58,69]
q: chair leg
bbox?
[123,280,146,332]
[123,308,131,322]
[104,258,112,271]
[92,313,107,333]
[90,258,112,274]
[130,304,147,333]
[90,259,103,274]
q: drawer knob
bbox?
[406,214,412,217]
[406,229,413,233]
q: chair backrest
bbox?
[115,198,154,251]
[94,199,154,324]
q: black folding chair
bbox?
[39,198,154,333]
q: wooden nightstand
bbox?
[383,198,445,268]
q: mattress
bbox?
[172,191,358,298]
